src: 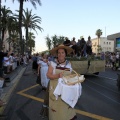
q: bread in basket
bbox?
[62,69,85,85]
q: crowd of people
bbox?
[31,37,120,119]
[0,36,120,119]
[0,49,30,118]
[103,52,119,70]
[63,36,92,57]
[63,36,120,70]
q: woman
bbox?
[38,53,49,89]
[41,45,77,120]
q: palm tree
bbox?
[22,8,43,52]
[12,0,41,54]
[96,29,102,53]
[0,6,13,50]
[6,16,18,50]
[6,33,19,52]
[45,35,51,50]
[28,32,35,54]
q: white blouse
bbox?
[50,60,72,74]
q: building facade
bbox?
[91,37,114,54]
[107,32,120,52]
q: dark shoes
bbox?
[40,105,48,118]
[42,87,46,91]
[5,77,10,82]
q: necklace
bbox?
[57,59,66,65]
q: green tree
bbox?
[6,32,19,52]
[7,16,18,50]
[22,8,43,52]
[52,35,58,48]
[12,0,41,54]
[0,6,13,50]
[95,29,102,53]
[46,35,65,50]
[28,32,35,54]
[57,36,65,45]
[45,35,51,50]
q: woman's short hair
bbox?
[56,48,67,56]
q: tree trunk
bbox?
[25,27,28,53]
[30,46,32,55]
[9,31,11,51]
[0,0,1,51]
[19,0,24,54]
[98,37,99,54]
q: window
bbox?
[107,42,108,44]
[109,42,111,45]
[104,42,105,44]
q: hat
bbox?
[50,44,73,56]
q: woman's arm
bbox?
[47,65,62,79]
[37,64,41,75]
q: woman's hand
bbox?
[59,72,63,78]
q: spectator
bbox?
[23,54,28,66]
[0,49,12,119]
[3,54,12,74]
[86,36,92,55]
[111,53,116,69]
[71,37,77,55]
[63,37,71,46]
[80,38,87,57]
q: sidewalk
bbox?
[0,65,27,114]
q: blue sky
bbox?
[2,0,120,52]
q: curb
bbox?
[0,67,26,114]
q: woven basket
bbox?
[62,69,85,85]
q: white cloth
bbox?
[3,57,10,66]
[9,55,14,65]
[53,78,82,108]
[40,61,49,88]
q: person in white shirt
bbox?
[3,55,11,73]
[38,53,49,89]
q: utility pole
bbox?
[105,26,106,37]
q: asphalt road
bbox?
[2,64,120,120]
